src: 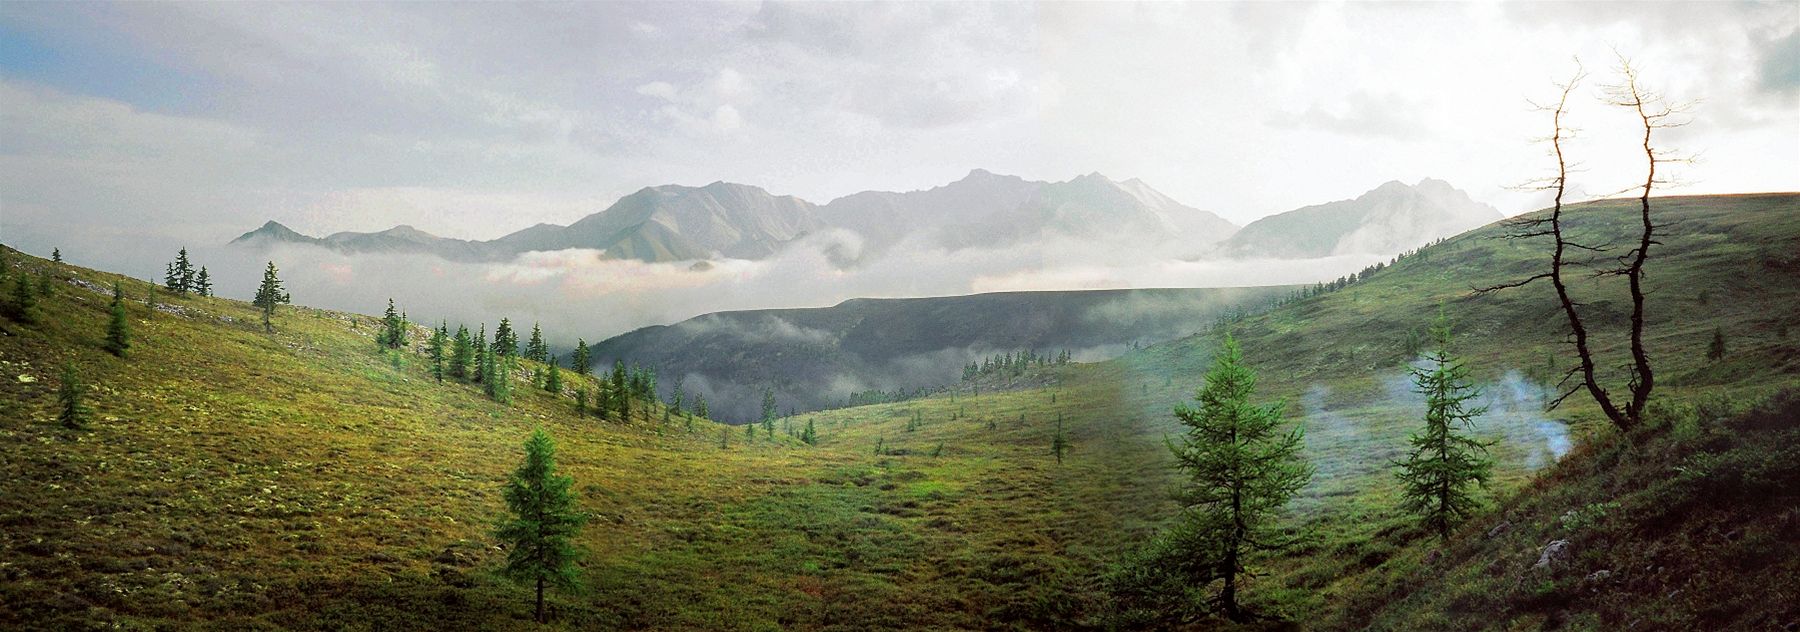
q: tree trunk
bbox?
[536,575,545,623]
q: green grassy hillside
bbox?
[2,193,1796,630]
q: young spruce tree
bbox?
[545,355,563,393]
[427,323,448,383]
[496,429,585,624]
[571,339,590,376]
[1394,310,1492,541]
[1166,335,1311,622]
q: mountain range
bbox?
[231,172,1496,263]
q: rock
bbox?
[1585,569,1613,583]
[1486,520,1512,539]
[1532,539,1573,572]
[432,546,476,567]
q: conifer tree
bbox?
[611,360,629,421]
[450,325,473,380]
[36,270,53,298]
[545,356,563,394]
[571,339,591,376]
[496,429,585,624]
[802,418,817,445]
[473,325,488,383]
[251,261,290,332]
[105,281,131,357]
[487,353,514,404]
[694,393,708,419]
[58,363,90,430]
[1707,327,1727,362]
[1165,335,1311,622]
[52,248,62,263]
[575,387,588,418]
[378,299,409,350]
[8,273,37,324]
[494,318,517,357]
[761,387,777,439]
[745,421,755,442]
[719,427,730,450]
[174,248,194,294]
[527,323,546,363]
[670,376,685,415]
[195,267,212,297]
[428,323,448,383]
[1394,310,1492,541]
[164,262,181,293]
[1052,414,1068,464]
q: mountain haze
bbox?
[1222,178,1502,258]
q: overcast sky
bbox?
[3,1,1794,249]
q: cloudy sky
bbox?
[1,1,1796,341]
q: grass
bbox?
[1,192,1797,630]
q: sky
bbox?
[1,1,1797,343]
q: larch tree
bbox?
[1393,310,1493,540]
[760,387,777,439]
[545,355,563,394]
[1165,335,1311,622]
[527,323,546,363]
[104,281,131,357]
[251,261,289,332]
[571,339,591,376]
[1052,414,1068,465]
[427,323,448,383]
[58,363,90,430]
[7,274,35,324]
[195,267,212,297]
[496,429,586,624]
[450,325,473,380]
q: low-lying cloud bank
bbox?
[51,226,1384,358]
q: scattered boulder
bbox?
[1585,569,1613,583]
[1532,539,1573,572]
[1486,520,1512,539]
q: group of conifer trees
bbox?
[961,348,1072,381]
[161,248,214,297]
[1112,308,1493,624]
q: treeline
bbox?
[1208,237,1449,333]
[961,348,1072,382]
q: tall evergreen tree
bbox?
[694,393,709,419]
[611,360,629,421]
[802,418,817,445]
[378,298,406,350]
[545,355,563,393]
[104,281,131,357]
[195,267,212,297]
[574,386,588,418]
[1052,414,1068,464]
[51,248,62,263]
[427,323,448,383]
[58,363,90,430]
[1707,327,1728,362]
[527,323,546,363]
[473,325,489,384]
[494,318,517,357]
[251,261,290,332]
[1165,335,1311,622]
[176,248,195,294]
[496,429,585,624]
[1394,310,1493,541]
[450,325,473,380]
[761,387,777,439]
[571,339,591,376]
[487,353,514,404]
[164,262,181,293]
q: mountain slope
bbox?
[1223,178,1502,258]
[232,171,1241,264]
[590,286,1294,421]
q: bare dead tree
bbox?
[1599,54,1691,431]
[1477,59,1686,433]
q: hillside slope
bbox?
[4,193,1796,630]
[591,286,1295,421]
